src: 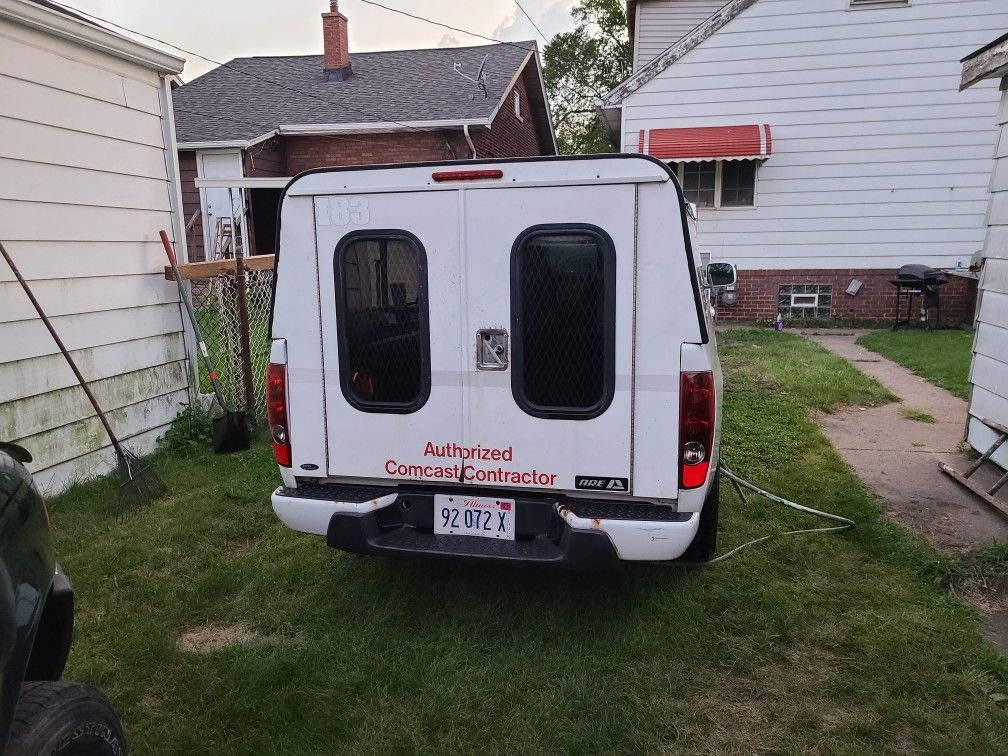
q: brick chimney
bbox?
[322,1,351,81]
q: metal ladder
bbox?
[940,417,1008,520]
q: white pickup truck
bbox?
[267,155,735,568]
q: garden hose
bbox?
[673,463,856,566]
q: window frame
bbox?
[778,284,834,320]
[674,159,760,210]
[333,229,432,415]
[510,223,617,421]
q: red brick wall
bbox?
[178,151,204,262]
[285,131,471,174]
[473,69,547,158]
[717,268,977,325]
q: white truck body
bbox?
[268,155,725,567]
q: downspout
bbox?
[158,73,200,403]
[463,124,477,159]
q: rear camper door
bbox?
[461,185,636,495]
[314,191,463,481]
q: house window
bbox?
[676,160,758,208]
[511,225,616,420]
[335,231,430,413]
[514,91,523,121]
[849,0,909,8]
[778,284,833,320]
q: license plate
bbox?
[434,495,515,541]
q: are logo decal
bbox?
[575,476,629,491]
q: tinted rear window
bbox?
[335,232,430,413]
[511,226,616,420]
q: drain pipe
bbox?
[463,124,477,159]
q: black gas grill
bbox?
[890,264,947,330]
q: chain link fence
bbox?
[189,267,273,418]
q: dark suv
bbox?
[0,442,126,755]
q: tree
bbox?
[542,0,631,155]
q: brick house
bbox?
[173,1,556,261]
[599,0,1008,323]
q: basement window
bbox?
[675,160,758,208]
[778,284,833,320]
[511,225,616,420]
[335,231,430,413]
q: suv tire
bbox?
[7,681,127,756]
[679,471,719,563]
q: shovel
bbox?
[159,231,250,455]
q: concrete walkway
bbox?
[803,331,1008,553]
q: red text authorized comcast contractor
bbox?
[384,441,558,486]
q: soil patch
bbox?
[178,622,260,653]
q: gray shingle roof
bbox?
[173,42,537,144]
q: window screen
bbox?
[721,160,757,207]
[682,161,716,208]
[511,226,615,419]
[335,232,430,412]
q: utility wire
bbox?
[358,0,536,52]
[50,1,433,134]
[514,1,548,44]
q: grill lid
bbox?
[895,264,943,283]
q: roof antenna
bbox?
[453,54,490,99]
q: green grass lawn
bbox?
[857,329,974,400]
[48,331,1007,754]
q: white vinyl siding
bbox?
[967,87,1008,472]
[621,0,1008,269]
[635,1,727,68]
[0,17,187,493]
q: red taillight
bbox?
[431,169,504,182]
[266,362,291,467]
[680,371,715,489]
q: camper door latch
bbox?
[476,329,509,370]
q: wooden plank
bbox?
[961,35,1008,90]
[164,254,276,281]
[940,463,1008,521]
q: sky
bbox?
[55,0,576,80]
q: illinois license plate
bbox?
[434,495,515,541]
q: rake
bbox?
[0,240,166,510]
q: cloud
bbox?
[438,33,463,48]
[491,1,575,44]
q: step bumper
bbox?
[272,486,699,566]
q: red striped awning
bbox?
[638,124,772,162]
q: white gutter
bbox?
[463,125,476,159]
[0,0,185,74]
[178,120,493,151]
[277,119,488,135]
[177,129,278,151]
